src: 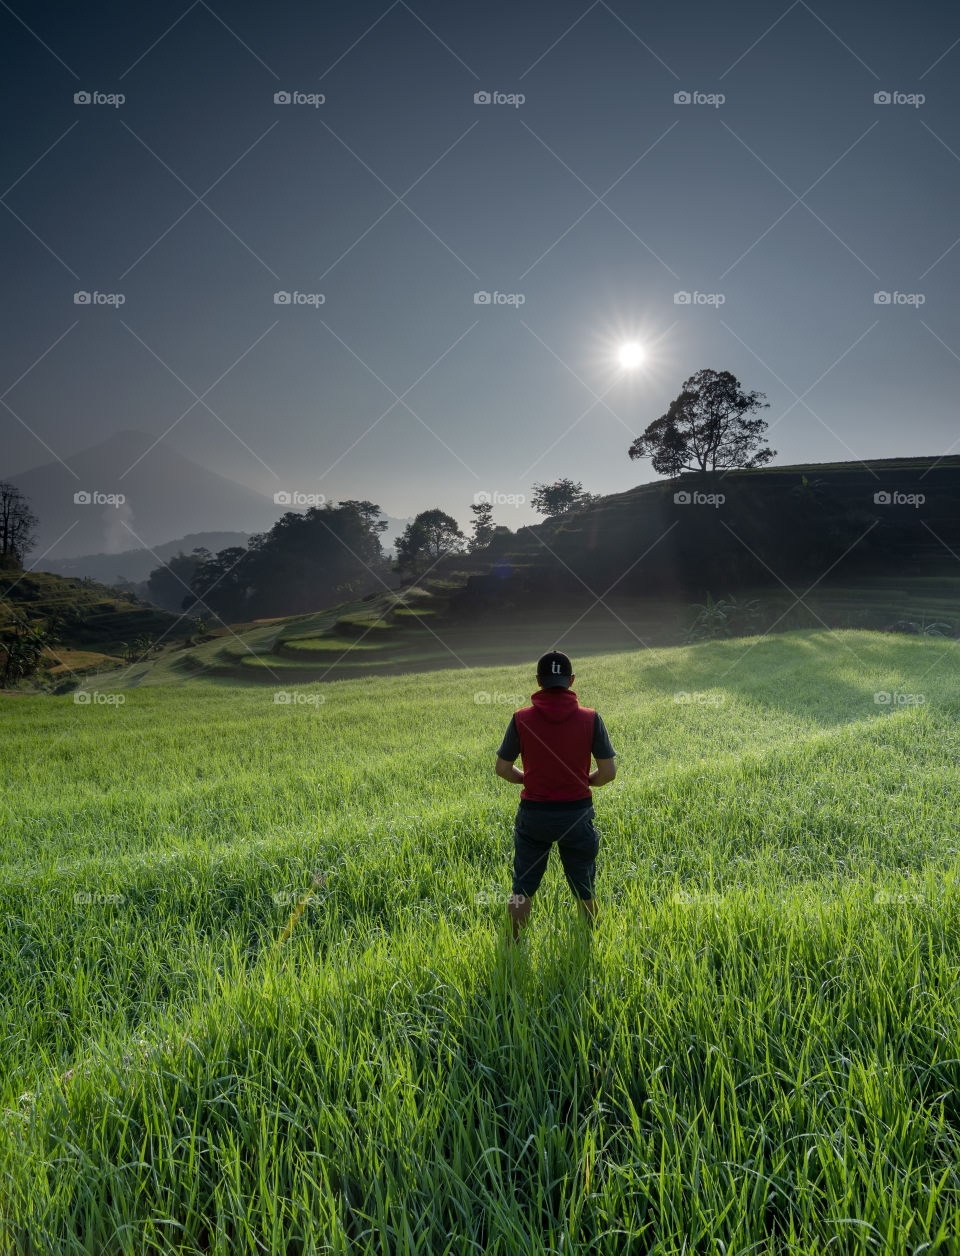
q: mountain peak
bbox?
[82,428,159,459]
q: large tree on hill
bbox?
[627,369,774,475]
[0,481,39,569]
[395,509,465,577]
[530,478,597,518]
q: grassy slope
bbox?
[62,569,960,697]
[3,631,960,1252]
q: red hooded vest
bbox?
[514,688,596,802]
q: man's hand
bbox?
[495,756,524,785]
[588,757,616,787]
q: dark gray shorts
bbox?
[512,805,600,901]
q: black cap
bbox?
[536,650,573,687]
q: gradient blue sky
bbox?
[2,0,959,534]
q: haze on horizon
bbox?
[2,0,959,553]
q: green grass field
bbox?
[3,629,960,1252]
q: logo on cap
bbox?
[537,650,573,686]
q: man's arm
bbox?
[589,757,616,787]
[589,713,617,787]
[495,715,523,784]
[495,756,524,785]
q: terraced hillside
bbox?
[0,569,188,688]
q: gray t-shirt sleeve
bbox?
[497,715,521,761]
[592,713,616,759]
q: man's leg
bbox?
[557,813,600,930]
[510,812,550,943]
[507,892,532,941]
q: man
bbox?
[495,650,616,941]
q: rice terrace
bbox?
[5,1,960,1252]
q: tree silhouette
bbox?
[0,481,39,569]
[395,509,465,577]
[181,501,391,620]
[628,369,774,475]
[530,478,597,518]
[468,500,495,551]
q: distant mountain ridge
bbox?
[42,532,253,584]
[11,431,280,560]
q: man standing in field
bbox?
[495,650,616,941]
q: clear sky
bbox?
[2,0,958,534]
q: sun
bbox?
[617,341,645,369]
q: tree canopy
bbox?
[628,369,774,475]
[468,500,495,552]
[176,500,391,621]
[395,509,465,577]
[530,478,597,518]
